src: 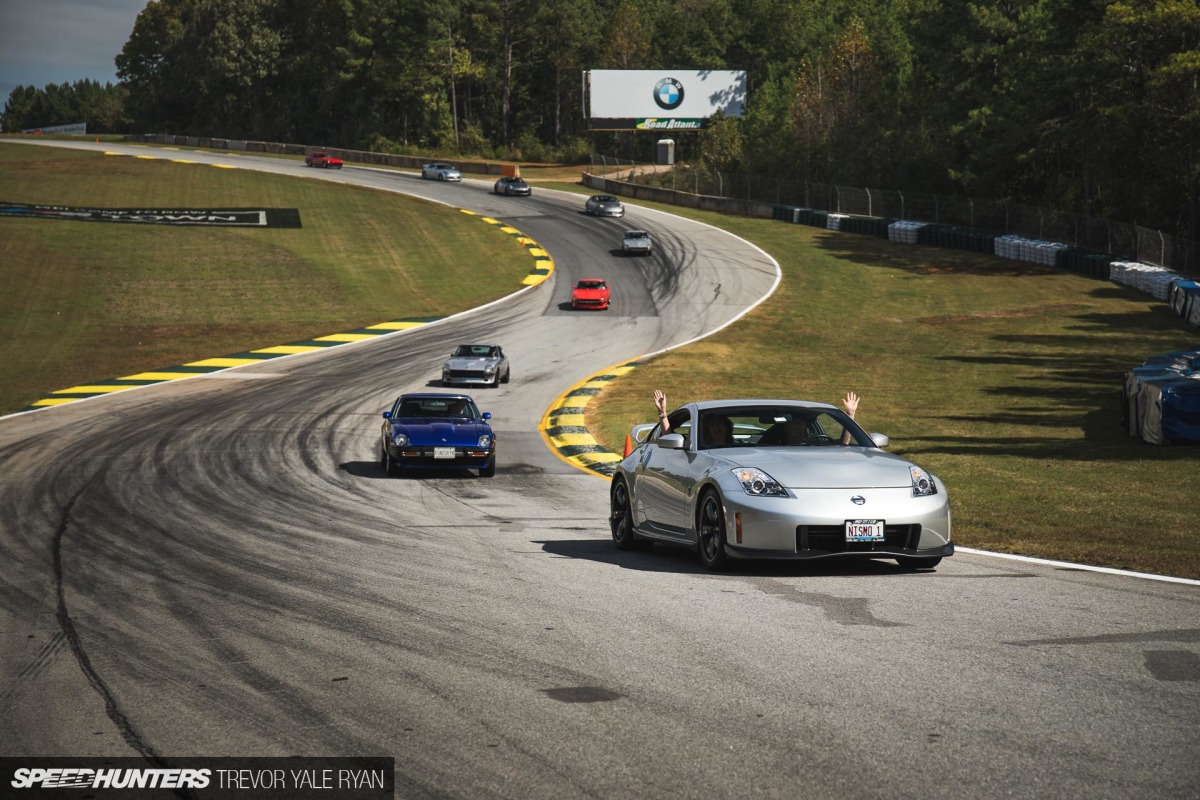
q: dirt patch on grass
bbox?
[911,304,1086,325]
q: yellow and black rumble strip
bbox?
[541,360,643,478]
[20,319,441,412]
[458,209,553,286]
[17,202,554,414]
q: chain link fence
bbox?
[595,155,1197,275]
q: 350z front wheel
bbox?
[696,490,729,570]
[610,479,647,550]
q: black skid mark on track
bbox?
[53,483,175,771]
[752,578,906,628]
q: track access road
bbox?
[1,141,1197,799]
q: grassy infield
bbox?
[0,144,533,413]
[3,142,1197,579]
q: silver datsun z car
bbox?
[421,162,462,181]
[622,230,653,255]
[585,194,625,217]
[442,343,510,388]
[609,399,953,571]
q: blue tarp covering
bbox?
[1124,346,1200,444]
[1169,279,1200,329]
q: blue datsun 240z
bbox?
[380,393,496,477]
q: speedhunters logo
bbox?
[2,757,394,798]
[653,77,684,110]
[0,201,302,228]
[11,768,210,789]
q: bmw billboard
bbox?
[584,70,747,130]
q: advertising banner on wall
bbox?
[584,70,746,130]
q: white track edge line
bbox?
[956,546,1200,586]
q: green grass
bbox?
[0,143,534,413]
[537,186,1200,579]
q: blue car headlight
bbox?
[910,466,938,497]
[477,434,492,448]
[392,432,409,447]
[731,467,788,497]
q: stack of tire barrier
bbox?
[770,206,829,228]
[1110,261,1179,301]
[1123,346,1200,444]
[888,220,926,243]
[1052,248,1116,278]
[839,216,895,238]
[917,224,997,254]
[1109,263,1200,329]
[993,234,1070,265]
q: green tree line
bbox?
[3,0,1197,239]
[2,79,128,134]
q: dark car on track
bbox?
[380,393,496,477]
[494,176,531,196]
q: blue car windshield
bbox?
[396,398,478,420]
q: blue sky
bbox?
[0,0,149,103]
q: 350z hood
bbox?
[720,448,924,489]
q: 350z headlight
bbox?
[731,467,788,497]
[910,466,938,497]
[392,432,409,447]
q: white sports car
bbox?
[609,399,953,570]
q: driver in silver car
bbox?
[652,389,860,446]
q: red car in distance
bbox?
[305,151,344,169]
[571,278,610,310]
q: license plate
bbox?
[433,446,456,460]
[845,519,884,542]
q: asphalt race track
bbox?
[1,141,1197,798]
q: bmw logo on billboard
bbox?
[653,77,685,110]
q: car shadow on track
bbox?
[338,460,487,480]
[535,538,937,578]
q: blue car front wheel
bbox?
[381,442,401,477]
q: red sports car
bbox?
[571,278,610,310]
[305,151,343,169]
